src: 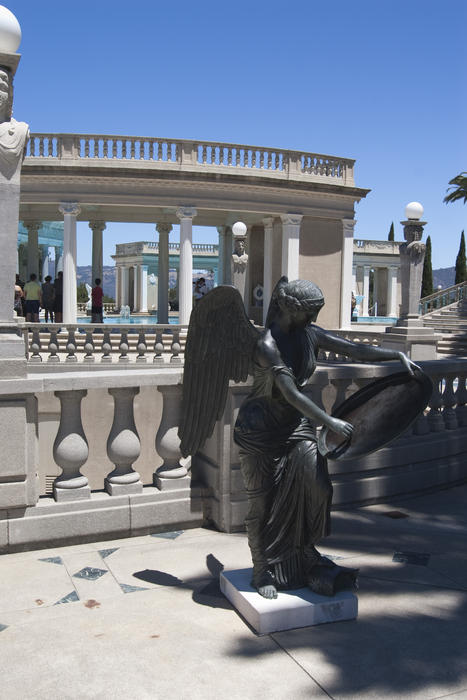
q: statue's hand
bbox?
[327,417,353,439]
[398,352,420,376]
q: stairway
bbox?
[423,298,467,357]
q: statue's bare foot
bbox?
[258,583,278,599]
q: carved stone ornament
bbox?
[0,69,29,180]
[232,237,248,272]
[403,223,425,244]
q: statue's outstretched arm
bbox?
[314,326,418,374]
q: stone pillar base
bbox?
[383,319,438,360]
[53,485,91,502]
[104,479,143,496]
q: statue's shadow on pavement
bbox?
[133,553,232,610]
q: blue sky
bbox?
[7,0,467,269]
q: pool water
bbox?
[77,315,180,325]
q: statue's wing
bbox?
[179,286,260,458]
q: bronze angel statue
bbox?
[179,278,419,600]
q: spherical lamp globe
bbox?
[232,221,247,237]
[0,5,21,53]
[405,202,424,221]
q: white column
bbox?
[352,265,357,293]
[157,223,172,324]
[339,218,357,329]
[362,265,370,316]
[280,214,303,280]
[89,220,106,285]
[176,207,197,325]
[55,247,63,274]
[140,264,148,312]
[24,220,41,279]
[217,226,225,285]
[121,266,129,306]
[262,217,274,325]
[41,245,50,281]
[388,266,399,317]
[115,266,121,306]
[59,203,81,324]
[133,264,139,312]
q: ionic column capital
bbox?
[262,217,274,231]
[342,218,357,236]
[280,213,303,227]
[59,202,81,217]
[156,222,173,236]
[176,207,197,221]
[88,220,106,233]
[22,219,42,234]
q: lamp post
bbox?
[383,201,438,359]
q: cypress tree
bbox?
[388,222,395,241]
[455,230,467,284]
[421,235,433,298]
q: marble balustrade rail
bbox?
[23,324,383,367]
[24,133,355,185]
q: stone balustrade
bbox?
[24,133,355,185]
[22,323,384,367]
[0,358,465,550]
[23,323,187,367]
[76,303,118,313]
[420,281,467,315]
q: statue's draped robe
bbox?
[234,325,333,589]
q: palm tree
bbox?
[444,172,467,205]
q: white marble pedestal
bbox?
[220,568,358,635]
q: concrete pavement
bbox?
[1,484,467,699]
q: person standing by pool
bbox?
[23,273,42,322]
[53,271,63,323]
[91,278,104,323]
[41,275,55,322]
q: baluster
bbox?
[83,328,95,363]
[317,349,327,362]
[330,378,354,414]
[101,328,112,362]
[170,329,181,364]
[65,327,77,363]
[119,329,129,362]
[155,385,189,487]
[153,330,164,364]
[105,387,143,495]
[112,139,117,158]
[428,376,444,432]
[130,139,136,159]
[158,141,164,161]
[136,329,147,363]
[84,138,90,158]
[53,390,90,501]
[47,328,60,363]
[139,140,144,159]
[94,137,99,157]
[45,138,51,157]
[228,147,232,166]
[455,374,467,426]
[210,146,216,164]
[442,375,458,429]
[29,327,42,363]
[39,137,44,157]
[327,350,337,362]
[105,138,111,158]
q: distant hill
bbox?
[433,267,455,289]
[77,266,116,298]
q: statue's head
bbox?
[0,68,13,122]
[234,238,245,255]
[266,277,325,330]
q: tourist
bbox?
[23,273,42,322]
[194,277,207,302]
[14,280,23,317]
[91,278,104,323]
[53,271,63,323]
[41,275,55,323]
[16,273,25,315]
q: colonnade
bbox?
[21,205,360,327]
[353,263,399,317]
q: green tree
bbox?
[103,295,115,304]
[455,230,467,284]
[77,283,88,303]
[421,235,433,298]
[444,172,467,205]
[388,222,395,241]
